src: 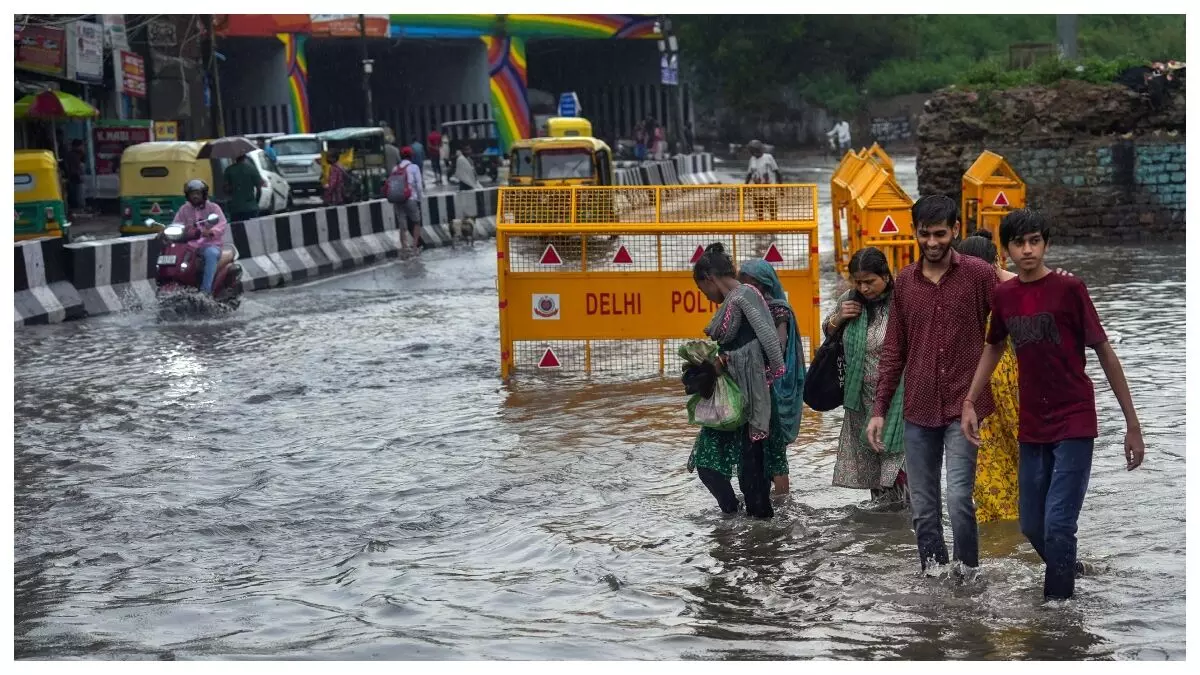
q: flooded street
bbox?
[13,157,1186,660]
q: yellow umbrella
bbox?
[15,90,99,119]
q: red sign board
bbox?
[93,123,153,175]
[15,25,65,76]
[120,51,146,98]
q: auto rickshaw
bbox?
[316,127,388,202]
[506,137,616,225]
[118,141,227,235]
[545,116,593,138]
[14,149,70,241]
[442,119,502,183]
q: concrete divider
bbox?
[614,153,717,187]
[418,187,499,249]
[64,235,161,317]
[14,237,85,326]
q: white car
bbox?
[267,134,324,199]
[246,149,292,214]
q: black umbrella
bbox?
[198,136,258,160]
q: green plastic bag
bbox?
[686,374,746,431]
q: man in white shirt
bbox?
[826,120,852,153]
[745,140,780,221]
[455,145,483,191]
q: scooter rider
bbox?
[172,179,228,296]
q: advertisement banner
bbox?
[102,14,128,50]
[93,120,153,175]
[15,24,66,76]
[73,21,105,82]
[154,121,179,141]
[120,51,146,98]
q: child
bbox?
[962,209,1145,601]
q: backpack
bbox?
[385,162,411,203]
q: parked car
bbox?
[268,133,325,199]
[247,149,292,214]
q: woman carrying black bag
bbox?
[819,248,908,508]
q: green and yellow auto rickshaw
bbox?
[14,149,70,241]
[119,141,228,235]
[316,127,388,202]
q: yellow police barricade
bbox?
[848,167,918,275]
[830,150,868,277]
[497,184,821,380]
[863,142,895,175]
[962,150,1026,262]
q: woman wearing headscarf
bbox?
[825,247,907,507]
[739,258,806,495]
[687,243,786,518]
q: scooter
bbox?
[148,214,244,315]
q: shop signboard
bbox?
[72,21,105,82]
[15,24,66,76]
[154,121,179,141]
[118,51,146,98]
[93,120,153,176]
[102,14,128,50]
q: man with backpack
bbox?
[385,146,424,257]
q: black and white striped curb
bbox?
[14,237,85,326]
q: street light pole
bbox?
[656,17,689,154]
[359,14,375,126]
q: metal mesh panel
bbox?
[499,185,818,226]
[740,186,818,223]
[513,335,815,380]
[505,231,813,274]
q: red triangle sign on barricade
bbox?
[689,245,705,264]
[612,245,634,265]
[149,202,163,215]
[537,347,561,369]
[539,243,563,266]
[993,191,1010,207]
[879,215,900,234]
[763,243,785,264]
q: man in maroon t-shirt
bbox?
[963,208,1145,601]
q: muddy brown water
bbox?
[13,156,1184,659]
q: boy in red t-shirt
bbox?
[962,209,1145,600]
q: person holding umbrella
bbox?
[223,152,263,222]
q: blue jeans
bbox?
[904,421,980,570]
[1019,439,1094,600]
[199,245,221,295]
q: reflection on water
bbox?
[13,159,1185,660]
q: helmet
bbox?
[183,179,208,200]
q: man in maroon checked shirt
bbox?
[866,195,998,578]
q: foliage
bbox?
[676,14,1185,113]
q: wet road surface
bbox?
[13,156,1185,659]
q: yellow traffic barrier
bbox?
[851,169,918,274]
[864,142,895,175]
[497,184,821,380]
[962,150,1026,262]
[830,150,866,276]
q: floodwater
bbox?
[13,156,1186,659]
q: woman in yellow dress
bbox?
[958,232,1020,523]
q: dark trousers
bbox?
[904,421,980,570]
[1019,439,1094,600]
[696,428,774,519]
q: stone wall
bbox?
[917,79,1185,243]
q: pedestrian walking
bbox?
[825,248,908,508]
[411,139,427,188]
[455,145,482,191]
[223,152,263,222]
[383,133,401,175]
[385,146,424,257]
[739,259,806,497]
[963,209,1145,601]
[687,243,786,519]
[827,119,852,153]
[867,195,999,578]
[745,140,780,221]
[427,128,444,184]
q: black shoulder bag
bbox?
[803,320,846,412]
